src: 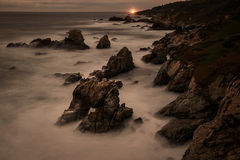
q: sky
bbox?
[0,0,181,12]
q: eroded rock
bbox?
[56,78,133,133]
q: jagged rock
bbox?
[167,63,194,92]
[56,78,133,133]
[7,42,28,48]
[54,73,82,85]
[153,60,193,92]
[156,119,205,144]
[103,47,135,78]
[63,29,90,50]
[89,70,105,81]
[109,16,125,21]
[78,103,133,133]
[142,52,167,64]
[183,77,240,160]
[157,77,216,120]
[142,26,203,64]
[154,61,170,85]
[96,35,111,49]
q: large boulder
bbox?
[103,47,135,78]
[182,77,240,160]
[56,78,133,133]
[96,35,111,49]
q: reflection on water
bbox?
[0,12,187,160]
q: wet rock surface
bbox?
[96,35,111,49]
[56,78,133,133]
[7,29,89,50]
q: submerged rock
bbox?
[7,42,28,48]
[34,52,48,56]
[56,78,133,133]
[109,16,125,21]
[54,73,82,85]
[134,117,143,124]
[96,35,111,49]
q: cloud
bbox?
[0,0,181,12]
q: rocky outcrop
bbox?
[7,29,89,50]
[156,119,205,144]
[142,25,202,64]
[182,77,240,160]
[90,47,135,79]
[154,60,193,92]
[62,29,90,50]
[103,47,135,78]
[56,78,133,133]
[54,73,82,85]
[96,35,111,49]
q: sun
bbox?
[130,9,136,14]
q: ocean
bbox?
[0,12,188,160]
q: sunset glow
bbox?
[130,9,136,14]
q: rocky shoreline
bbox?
[6,0,240,159]
[137,0,240,159]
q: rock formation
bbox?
[56,78,133,133]
[96,35,111,49]
[7,29,89,50]
[90,47,135,79]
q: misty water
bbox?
[0,12,188,160]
